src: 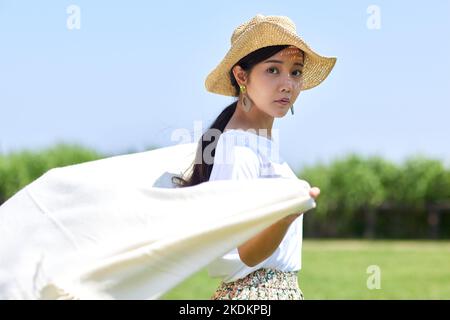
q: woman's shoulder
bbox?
[214,130,261,166]
[219,129,283,162]
[211,129,295,180]
[219,129,273,152]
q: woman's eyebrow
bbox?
[264,59,304,67]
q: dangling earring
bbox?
[239,84,252,112]
[290,104,294,115]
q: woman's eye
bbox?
[267,67,303,77]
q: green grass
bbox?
[161,240,450,300]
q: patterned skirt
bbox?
[210,268,304,300]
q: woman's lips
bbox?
[274,100,290,105]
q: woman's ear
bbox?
[232,65,248,86]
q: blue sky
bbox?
[0,0,449,172]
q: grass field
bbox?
[161,240,450,300]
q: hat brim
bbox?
[205,21,337,96]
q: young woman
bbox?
[173,14,336,300]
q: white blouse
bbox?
[206,129,303,283]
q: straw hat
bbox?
[205,14,337,96]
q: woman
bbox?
[173,14,336,300]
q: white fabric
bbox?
[207,129,303,283]
[0,141,315,300]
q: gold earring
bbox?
[239,84,252,112]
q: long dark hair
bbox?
[172,45,291,187]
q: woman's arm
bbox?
[237,213,301,267]
[237,187,320,267]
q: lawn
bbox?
[161,240,450,299]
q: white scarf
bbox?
[0,142,315,299]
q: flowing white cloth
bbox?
[0,142,315,300]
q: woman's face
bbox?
[246,46,304,118]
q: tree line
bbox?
[1,144,449,238]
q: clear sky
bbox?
[1,0,449,172]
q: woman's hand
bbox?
[309,187,320,199]
[282,186,321,224]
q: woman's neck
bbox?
[226,100,274,139]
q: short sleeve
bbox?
[209,139,261,181]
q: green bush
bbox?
[299,154,450,239]
[0,143,102,202]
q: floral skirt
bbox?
[210,268,304,300]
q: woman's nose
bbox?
[280,75,298,92]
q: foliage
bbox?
[1,144,449,238]
[0,143,102,201]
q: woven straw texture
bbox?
[205,14,337,96]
